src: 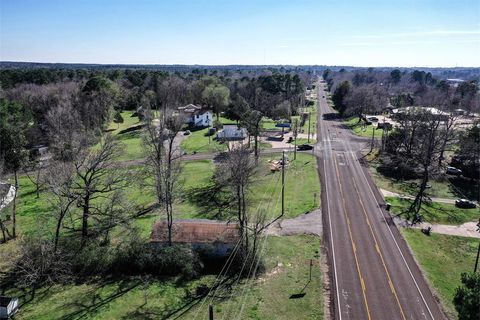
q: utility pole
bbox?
[474,219,480,273]
[370,125,376,154]
[209,305,214,320]
[307,111,311,143]
[309,259,313,281]
[208,123,211,144]
[293,118,298,160]
[281,151,285,218]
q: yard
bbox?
[386,196,479,225]
[4,235,322,320]
[291,102,317,135]
[402,229,478,318]
[344,116,376,137]
[0,147,321,320]
[179,127,228,154]
[368,157,478,200]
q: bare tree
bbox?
[45,102,86,161]
[23,158,46,199]
[156,76,188,117]
[71,135,126,246]
[142,110,184,246]
[407,113,445,223]
[43,161,77,252]
[215,146,257,248]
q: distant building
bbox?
[446,78,465,88]
[216,125,248,141]
[151,219,239,257]
[452,108,467,116]
[177,104,213,127]
[391,106,450,121]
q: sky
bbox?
[0,0,479,67]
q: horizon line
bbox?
[1,60,479,69]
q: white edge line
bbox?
[324,156,343,320]
[352,151,436,320]
[318,83,343,320]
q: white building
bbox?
[216,125,248,141]
[177,104,213,127]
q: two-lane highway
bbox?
[315,80,446,319]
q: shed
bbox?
[151,219,240,257]
[216,125,248,141]
[0,296,19,319]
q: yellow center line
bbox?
[349,162,408,320]
[333,153,372,320]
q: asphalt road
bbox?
[315,81,446,320]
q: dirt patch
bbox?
[265,210,322,236]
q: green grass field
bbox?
[344,116,376,137]
[10,235,322,320]
[251,153,320,218]
[180,127,228,154]
[369,160,477,200]
[262,117,278,131]
[386,196,479,225]
[1,150,321,319]
[402,229,478,317]
[292,102,317,135]
[1,152,319,242]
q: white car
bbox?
[446,166,462,175]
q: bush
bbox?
[377,156,421,180]
[453,272,480,320]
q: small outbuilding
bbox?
[151,219,240,257]
[216,125,248,141]
[0,296,19,319]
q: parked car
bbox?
[446,166,462,175]
[367,116,379,122]
[455,199,476,209]
[297,144,314,151]
[183,130,191,136]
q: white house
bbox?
[177,104,213,127]
[216,125,248,141]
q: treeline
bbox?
[325,68,480,116]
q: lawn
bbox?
[262,117,279,131]
[9,235,323,320]
[369,161,477,200]
[1,152,319,244]
[386,196,479,225]
[94,111,145,161]
[180,127,228,154]
[107,111,142,135]
[292,102,317,135]
[345,116,375,137]
[402,229,478,317]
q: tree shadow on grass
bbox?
[184,183,234,220]
[60,278,142,320]
[119,276,239,320]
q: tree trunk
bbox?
[369,127,376,153]
[0,220,6,243]
[81,197,89,245]
[54,213,63,252]
[12,170,18,239]
[409,167,429,224]
[254,135,259,164]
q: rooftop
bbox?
[151,219,240,244]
